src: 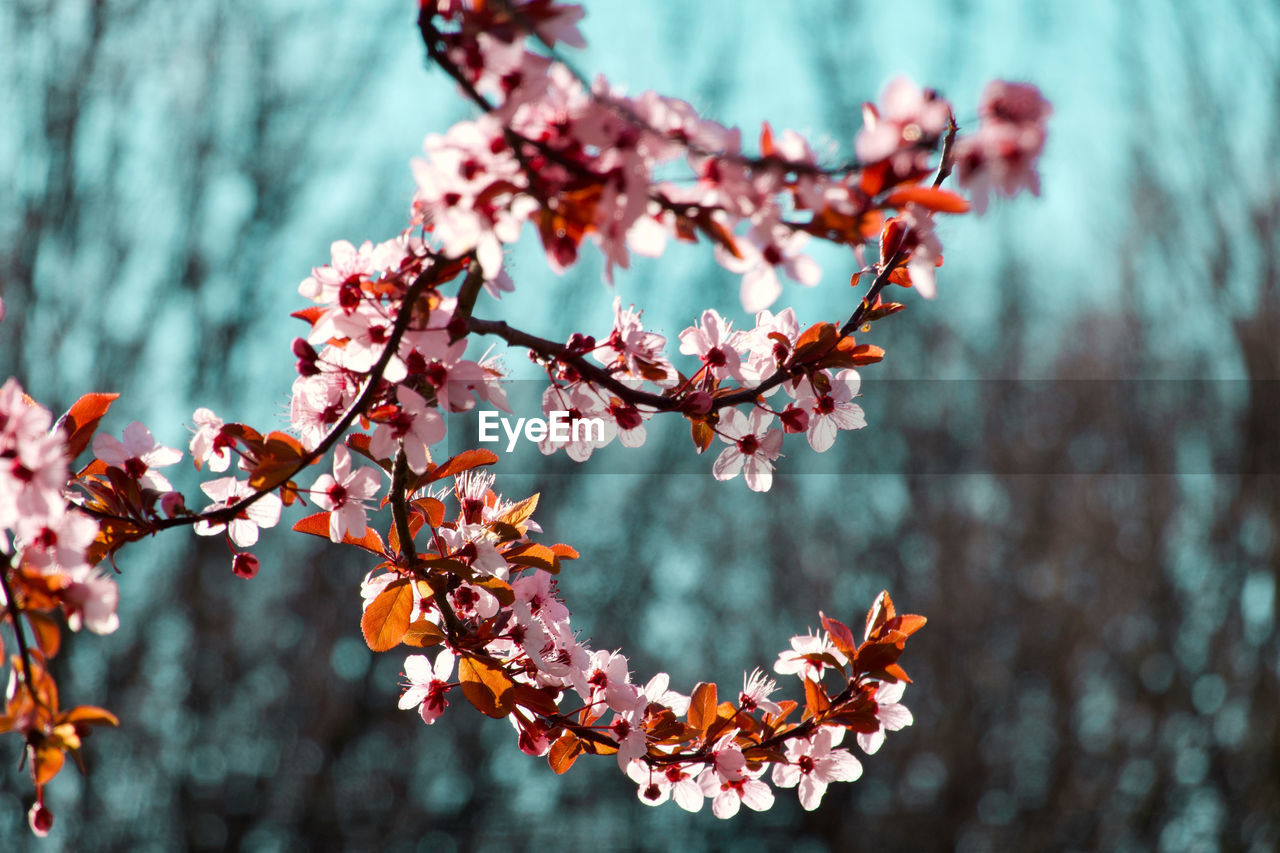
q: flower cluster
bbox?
[0,380,122,837]
[1,0,1052,836]
[342,461,927,817]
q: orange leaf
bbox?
[360,579,414,652]
[791,322,837,364]
[412,498,446,529]
[883,185,970,214]
[493,493,539,530]
[402,619,446,649]
[417,449,499,488]
[472,575,515,606]
[505,543,560,574]
[457,655,515,718]
[61,705,120,728]
[291,306,328,325]
[292,512,385,554]
[690,419,714,454]
[864,590,897,639]
[25,612,61,659]
[688,681,718,733]
[33,743,65,786]
[548,733,584,774]
[56,392,120,461]
[549,543,579,561]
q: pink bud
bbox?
[232,552,260,579]
[780,406,810,433]
[681,391,713,416]
[161,491,187,517]
[28,800,52,837]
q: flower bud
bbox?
[232,552,260,579]
[28,800,52,837]
[680,391,713,417]
[780,405,810,433]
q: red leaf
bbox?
[291,306,328,326]
[820,612,858,659]
[56,392,120,461]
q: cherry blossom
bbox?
[627,760,704,812]
[696,743,775,819]
[92,422,182,491]
[679,309,750,383]
[189,408,233,472]
[955,80,1052,214]
[192,477,283,548]
[311,445,382,543]
[717,219,822,313]
[738,668,783,715]
[774,631,849,681]
[712,408,783,492]
[791,369,867,452]
[771,727,863,810]
[62,564,121,635]
[399,650,456,725]
[856,680,915,755]
[368,385,446,473]
[856,77,952,173]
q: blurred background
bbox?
[2,0,1278,850]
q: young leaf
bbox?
[56,392,120,461]
[883,185,970,214]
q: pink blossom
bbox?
[955,81,1052,214]
[773,631,849,681]
[399,650,455,725]
[856,680,914,755]
[696,743,775,818]
[192,477,283,548]
[712,408,783,492]
[679,310,750,383]
[791,369,867,452]
[898,204,942,300]
[738,667,783,715]
[628,759,704,812]
[770,727,863,810]
[15,505,96,576]
[62,564,120,635]
[189,408,232,472]
[571,649,639,713]
[92,422,182,491]
[717,220,821,313]
[595,297,677,387]
[311,445,382,543]
[856,77,952,173]
[369,385,446,474]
